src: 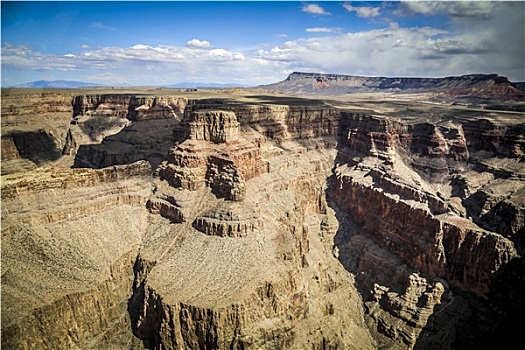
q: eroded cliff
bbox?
[1,161,152,350]
[2,90,523,350]
[330,110,524,349]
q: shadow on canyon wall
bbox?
[8,130,63,164]
[325,144,524,350]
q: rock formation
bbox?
[1,161,152,350]
[156,109,265,201]
[262,72,525,101]
[1,87,523,350]
[330,109,523,349]
[1,89,75,174]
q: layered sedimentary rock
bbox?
[2,89,524,350]
[263,72,525,100]
[158,108,266,201]
[133,99,375,349]
[331,110,524,349]
[1,161,152,350]
[72,95,187,121]
[1,90,75,174]
[71,95,188,169]
[192,205,260,237]
[133,145,375,350]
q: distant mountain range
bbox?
[260,72,525,100]
[10,80,249,89]
[12,80,103,89]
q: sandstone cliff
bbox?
[1,161,154,349]
[1,89,75,174]
[2,90,523,350]
[330,110,524,349]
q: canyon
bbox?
[1,83,524,349]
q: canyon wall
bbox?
[330,111,524,349]
[0,90,190,174]
[2,90,523,349]
[1,90,74,174]
[1,161,152,350]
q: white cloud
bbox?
[2,2,523,86]
[302,4,331,16]
[305,27,342,33]
[131,44,151,50]
[343,3,380,18]
[186,39,212,49]
[1,42,275,85]
[257,17,524,81]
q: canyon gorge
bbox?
[1,81,524,349]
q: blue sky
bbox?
[2,1,524,86]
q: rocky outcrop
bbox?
[158,109,266,201]
[1,160,151,200]
[129,258,309,350]
[192,205,260,237]
[2,90,73,116]
[69,95,191,170]
[1,90,75,173]
[73,118,180,169]
[156,100,339,203]
[367,273,446,348]
[72,95,187,121]
[131,140,375,350]
[184,101,340,143]
[2,251,141,350]
[463,119,525,158]
[185,110,241,142]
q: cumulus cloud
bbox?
[302,4,331,15]
[397,1,496,19]
[186,39,212,49]
[343,3,380,18]
[1,42,279,85]
[256,17,524,81]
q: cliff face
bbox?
[2,90,523,350]
[1,90,74,174]
[330,111,524,349]
[133,146,375,350]
[1,161,152,350]
[72,95,187,121]
[71,95,190,170]
[130,99,374,349]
